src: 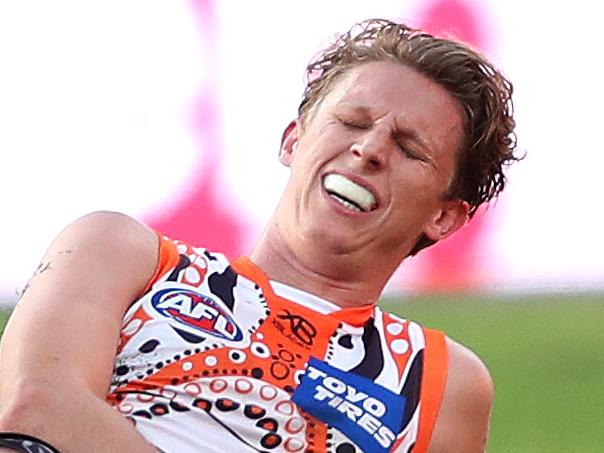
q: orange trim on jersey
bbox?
[330,303,375,327]
[231,257,271,291]
[138,234,181,296]
[231,257,375,327]
[414,328,448,453]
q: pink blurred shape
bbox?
[145,0,245,259]
[409,0,497,293]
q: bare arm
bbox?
[0,211,160,452]
[428,338,494,453]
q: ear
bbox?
[423,199,470,243]
[279,119,301,167]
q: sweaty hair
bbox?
[298,19,520,255]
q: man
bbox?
[0,19,518,452]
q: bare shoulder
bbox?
[428,337,494,453]
[0,211,163,450]
[41,210,159,298]
[57,210,157,253]
[0,211,160,401]
[49,210,156,271]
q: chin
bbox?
[303,225,365,254]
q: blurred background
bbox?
[1,0,602,451]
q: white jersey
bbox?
[107,236,449,452]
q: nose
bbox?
[349,126,390,170]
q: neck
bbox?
[250,219,400,309]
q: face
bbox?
[277,61,469,260]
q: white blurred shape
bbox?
[0,0,204,296]
[490,0,604,290]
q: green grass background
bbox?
[2,293,603,452]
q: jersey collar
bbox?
[232,256,376,327]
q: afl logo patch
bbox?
[151,287,243,342]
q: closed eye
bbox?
[398,143,426,162]
[337,116,371,129]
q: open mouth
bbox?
[322,173,377,212]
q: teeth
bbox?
[323,174,376,212]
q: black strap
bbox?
[0,433,60,453]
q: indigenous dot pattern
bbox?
[106,239,437,453]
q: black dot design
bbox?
[256,417,279,432]
[260,432,282,449]
[215,398,241,412]
[139,339,160,353]
[132,410,152,419]
[338,334,353,349]
[150,403,170,416]
[242,284,269,336]
[251,367,264,379]
[193,397,212,412]
[253,343,270,358]
[326,327,343,360]
[244,404,266,419]
[115,365,130,376]
[169,401,190,412]
[335,443,356,453]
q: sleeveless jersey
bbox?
[107,236,448,453]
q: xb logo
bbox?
[277,310,317,346]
